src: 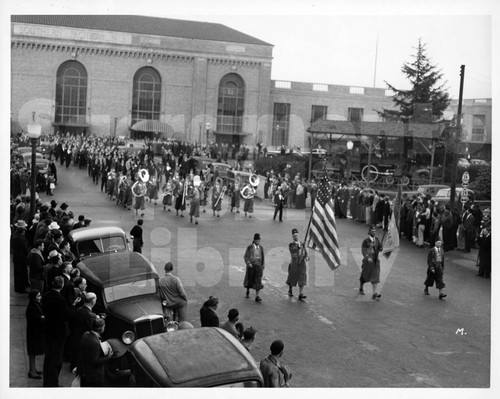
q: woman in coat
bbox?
[26,289,45,379]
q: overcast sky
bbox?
[1,0,496,101]
[181,14,492,100]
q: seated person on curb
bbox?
[219,308,244,339]
[241,327,257,352]
[158,262,188,322]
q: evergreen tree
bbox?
[379,39,450,123]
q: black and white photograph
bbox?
[3,0,497,397]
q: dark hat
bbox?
[206,296,219,307]
[253,233,261,241]
[60,202,68,210]
[368,225,376,233]
[51,230,63,239]
[106,338,129,358]
[228,308,239,320]
[243,326,257,340]
[292,228,299,235]
[50,200,58,207]
[78,215,85,222]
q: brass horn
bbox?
[249,174,260,187]
[139,168,150,183]
[132,181,148,197]
[240,184,256,200]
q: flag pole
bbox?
[303,200,315,245]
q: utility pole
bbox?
[449,65,465,207]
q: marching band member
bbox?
[286,228,309,300]
[106,169,116,200]
[243,183,255,219]
[189,176,202,225]
[200,178,209,213]
[133,180,146,217]
[116,174,126,207]
[161,177,173,212]
[174,177,186,217]
[147,174,159,205]
[212,178,223,217]
[123,176,133,211]
[230,176,242,213]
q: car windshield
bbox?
[435,189,450,197]
[104,278,157,302]
[76,236,126,257]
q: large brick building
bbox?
[10,15,491,158]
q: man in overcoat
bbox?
[359,225,383,299]
[243,233,265,302]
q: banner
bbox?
[382,211,400,259]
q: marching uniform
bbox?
[243,233,265,302]
[161,180,173,211]
[189,183,201,224]
[212,181,223,216]
[231,179,241,213]
[286,228,308,300]
[359,225,383,299]
[174,179,186,216]
[424,241,447,299]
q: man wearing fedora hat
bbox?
[243,233,265,302]
[359,225,383,299]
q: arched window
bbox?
[132,67,161,124]
[55,61,88,126]
[217,73,245,135]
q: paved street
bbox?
[9,163,491,388]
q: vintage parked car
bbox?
[469,158,490,166]
[76,251,165,342]
[68,226,130,261]
[129,327,264,387]
[210,162,232,181]
[16,151,50,174]
[431,187,475,206]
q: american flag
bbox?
[307,177,340,270]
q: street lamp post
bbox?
[346,140,354,182]
[27,123,42,217]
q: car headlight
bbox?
[165,321,178,332]
[122,330,136,344]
